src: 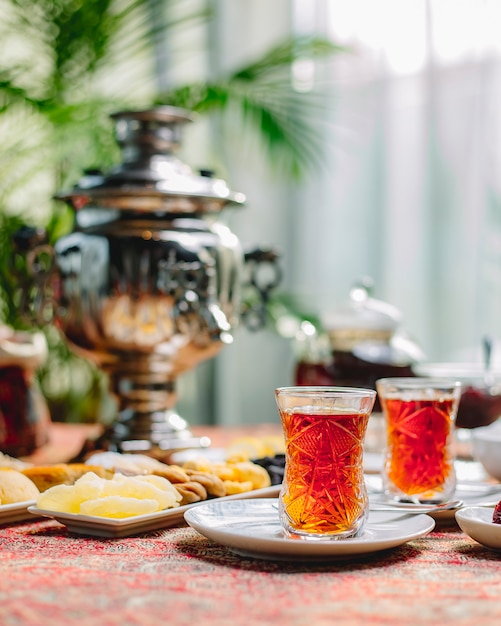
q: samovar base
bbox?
[109,407,211,457]
[103,365,212,459]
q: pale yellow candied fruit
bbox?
[35,471,181,517]
[80,496,161,518]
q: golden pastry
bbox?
[184,470,227,497]
[22,464,113,492]
[174,480,208,505]
[0,468,40,504]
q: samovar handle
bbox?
[242,247,282,331]
[11,226,57,325]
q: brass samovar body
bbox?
[19,107,274,455]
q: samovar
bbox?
[15,106,279,456]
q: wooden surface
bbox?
[20,422,284,465]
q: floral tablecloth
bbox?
[1,515,500,626]
[1,423,499,626]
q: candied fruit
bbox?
[35,471,181,517]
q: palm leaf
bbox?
[160,36,348,179]
[231,35,348,82]
[0,2,348,217]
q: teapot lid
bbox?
[321,279,402,333]
[56,106,246,215]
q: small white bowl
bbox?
[470,420,501,481]
[455,507,501,550]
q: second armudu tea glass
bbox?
[275,386,376,540]
[376,377,462,504]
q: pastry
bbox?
[151,464,191,484]
[22,464,113,492]
[0,468,40,504]
[174,480,208,505]
[184,470,226,497]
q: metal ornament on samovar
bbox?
[15,106,278,456]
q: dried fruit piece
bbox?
[492,500,501,524]
[80,496,160,518]
[37,483,87,514]
[35,471,181,516]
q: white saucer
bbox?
[455,507,501,550]
[184,498,435,561]
[0,500,37,525]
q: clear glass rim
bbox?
[275,386,377,398]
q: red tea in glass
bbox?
[275,387,376,540]
[376,378,461,504]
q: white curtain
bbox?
[180,0,501,425]
[289,0,501,362]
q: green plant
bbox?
[1,1,345,215]
[0,0,346,422]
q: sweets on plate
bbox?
[224,435,285,486]
[225,435,285,463]
[22,463,114,492]
[0,442,274,515]
[85,452,222,505]
[0,468,40,504]
[36,471,182,518]
[173,480,208,504]
[85,451,271,503]
[181,458,271,494]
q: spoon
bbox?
[272,500,464,515]
[483,334,495,388]
[369,499,463,514]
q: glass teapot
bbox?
[294,279,425,411]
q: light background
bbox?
[177,0,501,426]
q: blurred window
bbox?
[289,0,501,362]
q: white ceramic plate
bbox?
[184,498,435,561]
[0,500,37,525]
[27,485,280,538]
[455,507,501,550]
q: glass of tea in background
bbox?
[275,386,376,540]
[376,377,462,504]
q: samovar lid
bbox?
[57,106,246,214]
